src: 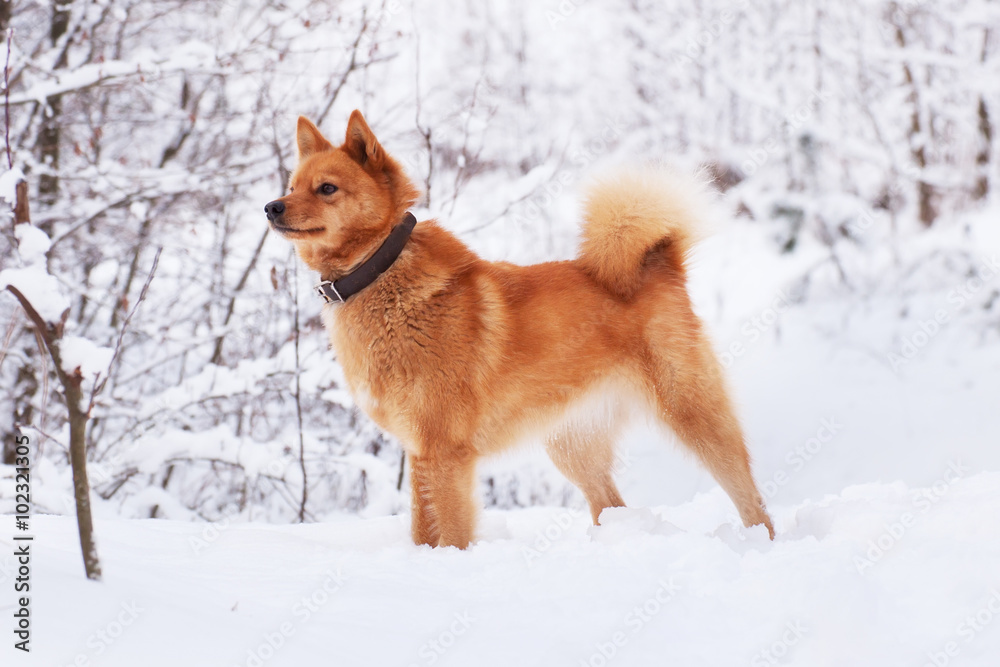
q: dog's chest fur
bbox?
[322,293,423,446]
[319,245,496,454]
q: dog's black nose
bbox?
[264,200,285,221]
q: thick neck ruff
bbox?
[314,212,417,304]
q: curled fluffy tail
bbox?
[578,168,714,299]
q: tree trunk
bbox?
[5,345,38,465]
[893,20,937,227]
[0,2,11,35]
[974,29,992,201]
[64,363,103,580]
[37,0,72,227]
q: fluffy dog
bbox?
[265,111,774,548]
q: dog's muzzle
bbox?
[264,200,285,222]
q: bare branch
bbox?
[210,227,269,365]
[315,8,369,127]
[89,247,162,413]
[4,26,12,170]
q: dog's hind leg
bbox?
[641,329,775,539]
[545,420,626,525]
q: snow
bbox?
[0,265,70,324]
[59,336,115,380]
[0,167,25,204]
[0,202,68,323]
[6,53,227,107]
[13,472,1000,666]
[13,224,52,264]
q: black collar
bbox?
[314,212,417,304]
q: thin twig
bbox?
[4,27,13,170]
[209,223,269,365]
[89,247,161,413]
[4,287,55,363]
[315,8,368,127]
[460,140,573,236]
[411,14,433,207]
[0,303,20,371]
[35,326,49,456]
[293,258,308,522]
[14,420,69,454]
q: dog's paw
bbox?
[589,507,682,543]
[711,518,773,552]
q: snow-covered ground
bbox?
[10,471,1000,667]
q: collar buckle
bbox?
[314,281,344,304]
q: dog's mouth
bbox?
[269,220,324,236]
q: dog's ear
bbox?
[297,117,333,160]
[343,110,384,170]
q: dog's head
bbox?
[264,111,419,276]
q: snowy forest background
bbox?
[1,0,998,526]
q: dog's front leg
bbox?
[408,455,440,547]
[409,448,477,549]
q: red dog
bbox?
[265,111,774,547]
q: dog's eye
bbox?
[319,183,338,195]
